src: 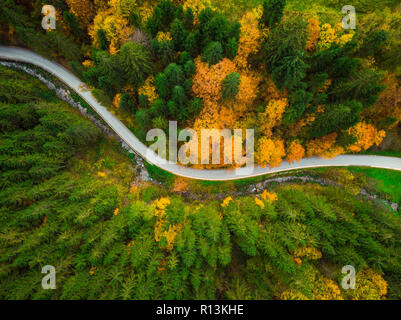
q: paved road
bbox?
[1,46,401,181]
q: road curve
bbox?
[1,46,401,181]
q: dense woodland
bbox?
[1,0,400,168]
[0,66,400,300]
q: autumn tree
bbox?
[256,137,285,168]
[347,122,386,152]
[89,7,133,53]
[259,98,288,137]
[234,8,263,70]
[306,18,320,53]
[306,133,344,159]
[66,0,95,29]
[287,140,305,163]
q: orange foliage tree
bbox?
[306,133,344,159]
[306,18,320,53]
[192,57,260,129]
[287,140,305,163]
[192,57,237,104]
[364,74,401,128]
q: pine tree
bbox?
[97,28,108,51]
[119,93,135,113]
[261,0,286,27]
[119,42,153,89]
[221,73,241,100]
[202,41,223,66]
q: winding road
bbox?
[1,46,401,181]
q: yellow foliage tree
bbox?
[346,269,388,300]
[89,8,133,54]
[259,98,288,137]
[313,277,343,300]
[261,190,278,202]
[280,289,309,300]
[234,8,263,70]
[254,198,265,209]
[192,57,237,104]
[294,246,322,260]
[317,23,338,50]
[191,57,261,165]
[183,0,214,24]
[138,76,159,104]
[138,1,155,23]
[221,196,233,208]
[109,0,138,18]
[153,197,182,250]
[112,93,121,108]
[156,31,173,42]
[256,137,285,168]
[66,0,95,29]
[347,122,386,152]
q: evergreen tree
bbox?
[150,98,166,117]
[63,11,84,41]
[120,93,136,113]
[184,8,194,30]
[171,18,188,51]
[183,60,196,78]
[184,32,197,55]
[221,73,241,100]
[164,63,184,87]
[119,42,153,89]
[97,29,109,51]
[225,37,238,59]
[172,85,186,106]
[261,0,286,27]
[359,30,389,58]
[138,94,149,109]
[202,41,223,66]
[155,73,169,99]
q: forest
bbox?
[1,0,400,168]
[1,0,401,301]
[0,66,400,300]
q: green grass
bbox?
[349,167,401,203]
[359,150,401,158]
[144,161,175,185]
